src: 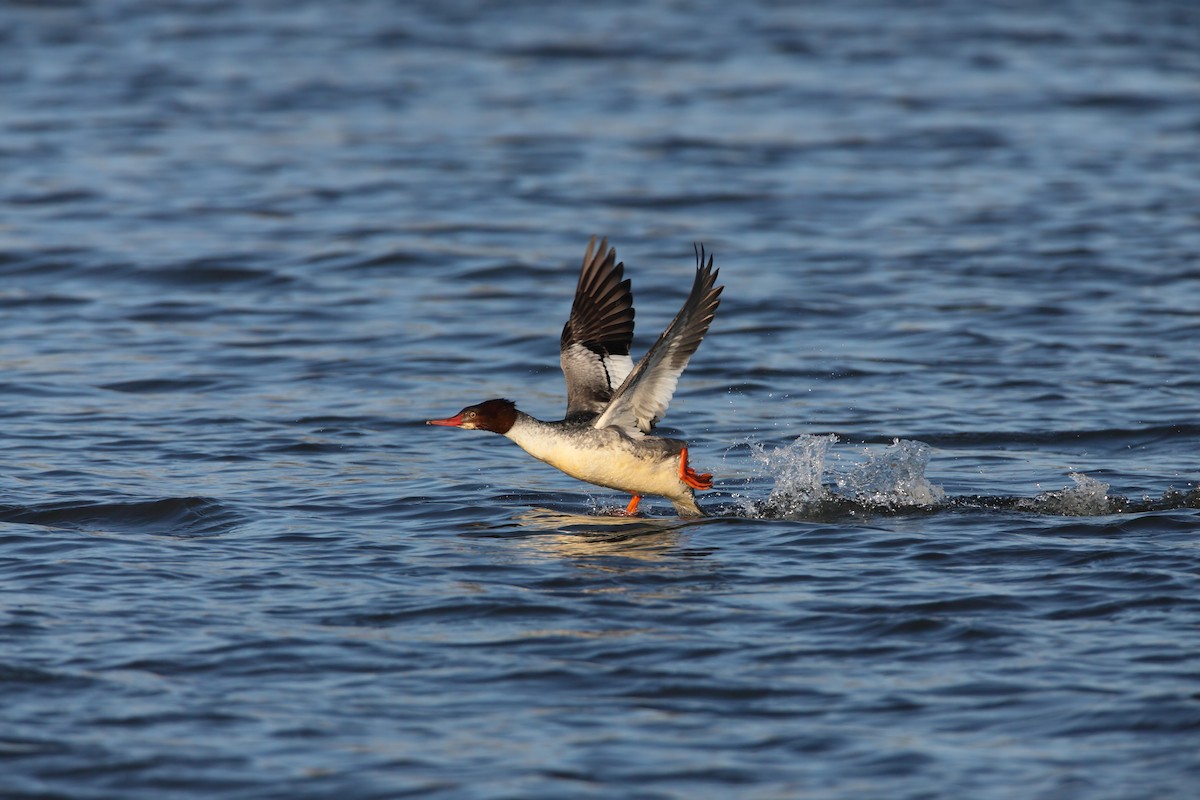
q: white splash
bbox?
[737,434,837,518]
[837,439,946,509]
[1021,472,1113,516]
[733,435,945,519]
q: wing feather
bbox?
[559,237,636,417]
[592,244,722,436]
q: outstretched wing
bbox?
[592,244,722,437]
[559,236,636,417]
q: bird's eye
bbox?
[467,411,476,418]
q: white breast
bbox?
[505,418,682,498]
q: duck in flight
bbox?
[427,237,723,516]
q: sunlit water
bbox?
[3,2,1200,798]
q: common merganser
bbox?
[427,237,723,517]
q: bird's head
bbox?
[426,398,517,434]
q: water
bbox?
[3,1,1199,797]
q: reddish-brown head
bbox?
[426,398,517,434]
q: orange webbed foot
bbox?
[621,495,643,516]
[679,446,714,491]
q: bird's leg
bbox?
[623,495,642,515]
[679,446,713,490]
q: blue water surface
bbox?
[2,1,1199,798]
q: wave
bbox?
[912,424,1200,448]
[0,497,240,537]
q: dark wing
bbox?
[592,244,722,437]
[559,236,636,417]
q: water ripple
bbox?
[0,497,241,537]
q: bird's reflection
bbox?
[511,507,700,561]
